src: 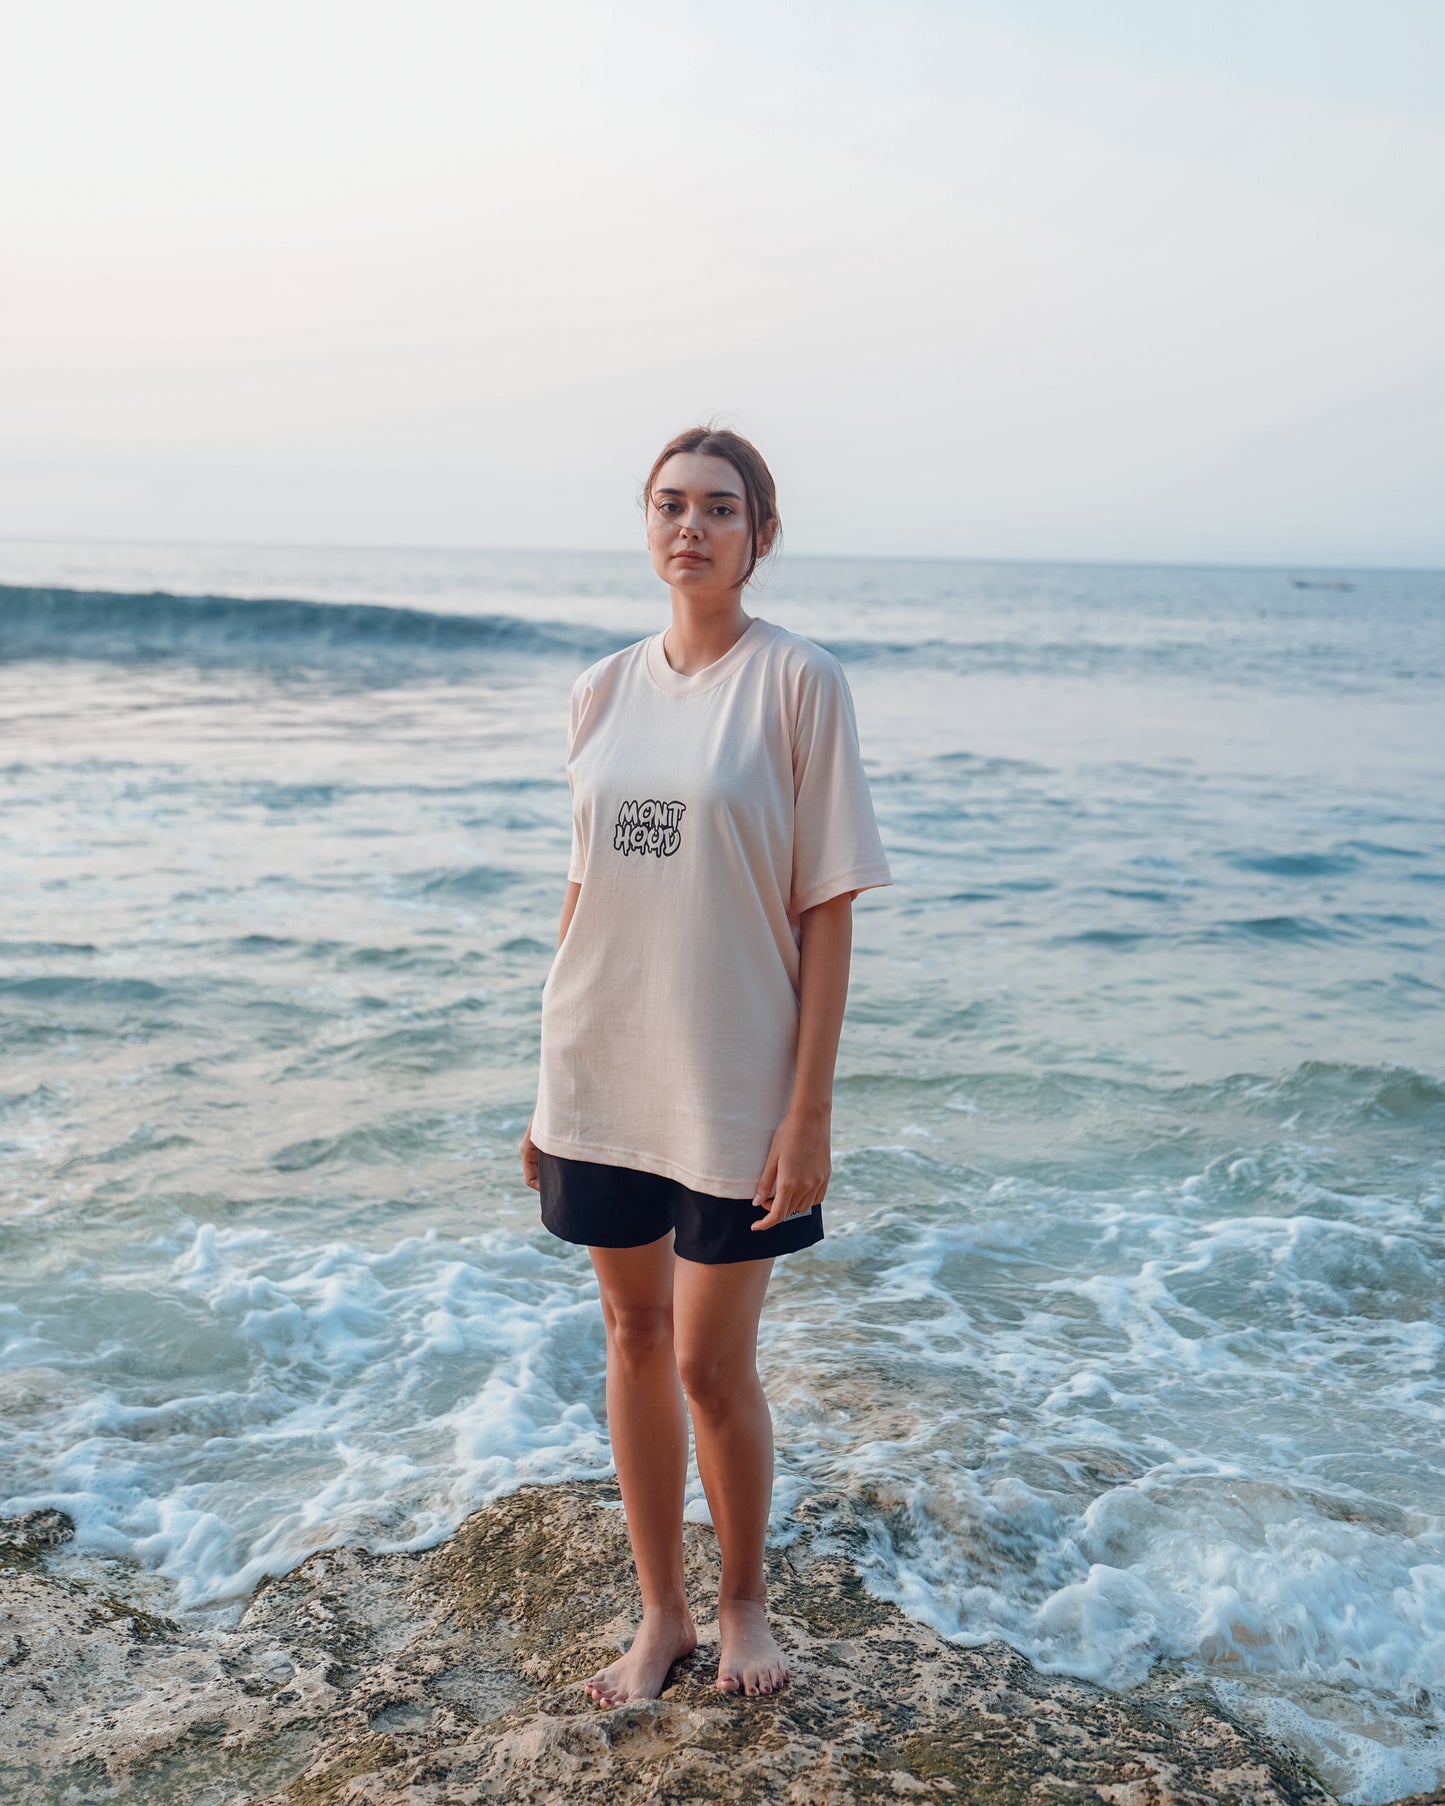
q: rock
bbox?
[0,1505,75,1568]
[0,1482,1356,1803]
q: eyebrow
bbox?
[654,486,743,500]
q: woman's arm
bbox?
[751,892,854,1229]
[790,892,853,1119]
[557,879,582,947]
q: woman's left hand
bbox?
[751,1107,830,1231]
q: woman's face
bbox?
[646,451,773,595]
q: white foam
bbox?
[761,1190,1445,1803]
[3,1174,1442,1802]
[1210,1678,1445,1806]
[3,1217,614,1609]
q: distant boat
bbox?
[1290,577,1354,591]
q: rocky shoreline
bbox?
[1,1481,1438,1805]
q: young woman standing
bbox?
[521,425,891,1704]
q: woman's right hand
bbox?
[520,1113,541,1191]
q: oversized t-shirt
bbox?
[530,614,892,1199]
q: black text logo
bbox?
[613,798,686,859]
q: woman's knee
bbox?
[676,1343,757,1414]
[603,1301,674,1365]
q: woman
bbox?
[521,425,892,1705]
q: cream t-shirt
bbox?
[530,614,892,1199]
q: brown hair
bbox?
[642,424,781,589]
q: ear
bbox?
[755,516,779,560]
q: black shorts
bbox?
[537,1149,824,1266]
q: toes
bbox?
[732,1660,788,1695]
[717,1655,791,1696]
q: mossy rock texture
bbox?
[0,1481,1422,1804]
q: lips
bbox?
[673,552,706,564]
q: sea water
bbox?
[1,542,1442,1802]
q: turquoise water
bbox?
[1,544,1442,1801]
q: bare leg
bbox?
[673,1255,790,1697]
[583,1235,697,1705]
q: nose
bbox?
[680,516,703,540]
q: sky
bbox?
[1,0,1442,566]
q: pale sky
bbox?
[1,0,1442,565]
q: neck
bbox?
[661,602,756,677]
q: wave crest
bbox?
[0,583,608,675]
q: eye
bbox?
[712,505,735,517]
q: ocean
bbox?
[1,541,1442,1803]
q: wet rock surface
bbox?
[0,1483,1434,1804]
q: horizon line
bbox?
[0,532,1441,581]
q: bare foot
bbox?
[584,1607,698,1706]
[716,1598,789,1696]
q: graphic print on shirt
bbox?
[613,798,686,859]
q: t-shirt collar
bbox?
[645,615,771,697]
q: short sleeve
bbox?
[789,652,893,916]
[565,672,591,884]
